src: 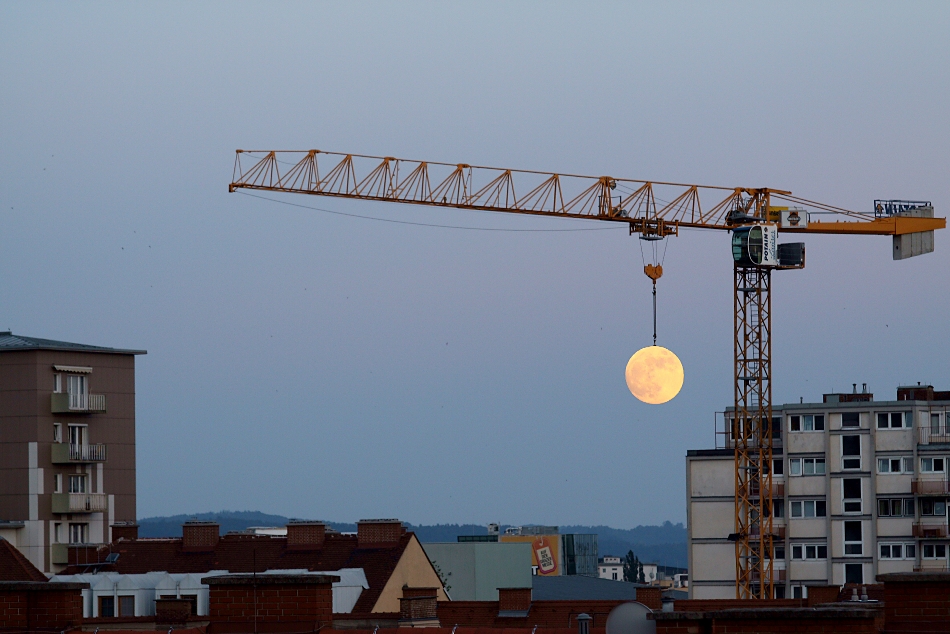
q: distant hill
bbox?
[137,512,687,568]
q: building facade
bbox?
[598,555,623,580]
[0,332,145,573]
[688,385,950,599]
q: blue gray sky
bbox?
[1,2,948,526]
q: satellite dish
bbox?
[605,601,655,634]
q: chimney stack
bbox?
[357,519,405,548]
[182,521,219,551]
[111,521,138,542]
[286,520,326,550]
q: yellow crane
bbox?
[229,149,945,599]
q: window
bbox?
[68,523,88,544]
[772,458,784,476]
[932,413,941,433]
[119,595,134,617]
[880,543,916,559]
[68,475,86,493]
[772,499,785,518]
[99,596,115,617]
[53,373,62,393]
[54,523,62,543]
[878,498,914,517]
[919,499,947,517]
[845,563,863,584]
[52,423,62,443]
[612,572,617,580]
[791,499,827,518]
[791,543,828,559]
[877,412,911,429]
[774,545,786,559]
[843,479,862,513]
[923,544,947,559]
[791,585,806,599]
[790,458,825,476]
[878,457,914,473]
[842,412,860,428]
[67,424,86,447]
[921,458,946,473]
[790,414,825,432]
[842,435,861,470]
[844,521,863,555]
[53,474,62,494]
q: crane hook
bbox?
[643,265,662,346]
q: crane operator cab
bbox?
[732,223,805,269]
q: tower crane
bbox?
[229,149,945,599]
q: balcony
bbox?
[50,443,107,464]
[912,522,949,538]
[915,563,950,572]
[50,543,106,566]
[51,493,108,514]
[51,392,106,414]
[745,483,785,498]
[751,568,787,582]
[919,425,950,444]
[749,525,786,540]
[912,479,950,495]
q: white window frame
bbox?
[919,498,947,517]
[841,435,862,470]
[790,414,825,432]
[841,412,861,428]
[843,478,863,514]
[879,543,916,560]
[67,424,87,447]
[789,457,826,476]
[876,411,912,429]
[790,499,827,518]
[922,544,948,559]
[878,497,914,518]
[843,521,863,556]
[921,457,946,473]
[52,423,62,443]
[53,373,62,393]
[67,474,87,494]
[878,457,914,474]
[68,522,88,544]
[790,543,828,560]
[53,473,62,494]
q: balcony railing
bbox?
[912,479,950,495]
[915,563,950,572]
[51,392,106,414]
[749,525,786,540]
[912,522,949,538]
[50,443,107,464]
[51,493,108,514]
[751,569,787,582]
[747,483,785,498]
[919,425,950,444]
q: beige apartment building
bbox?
[0,331,145,573]
[687,385,950,599]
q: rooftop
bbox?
[0,331,146,355]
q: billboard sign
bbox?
[500,534,561,575]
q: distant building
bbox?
[0,331,146,573]
[500,526,598,577]
[598,555,623,580]
[422,541,532,600]
[688,385,950,599]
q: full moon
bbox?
[625,345,684,404]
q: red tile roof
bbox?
[0,538,48,582]
[62,532,412,613]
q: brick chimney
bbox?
[111,521,138,542]
[182,521,219,551]
[357,519,405,548]
[400,586,439,627]
[286,520,326,550]
[635,586,662,611]
[498,587,532,613]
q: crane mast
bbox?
[230,149,944,599]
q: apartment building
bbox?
[687,384,950,599]
[0,331,145,573]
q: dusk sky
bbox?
[1,2,947,527]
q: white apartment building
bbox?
[687,384,950,599]
[598,555,623,580]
